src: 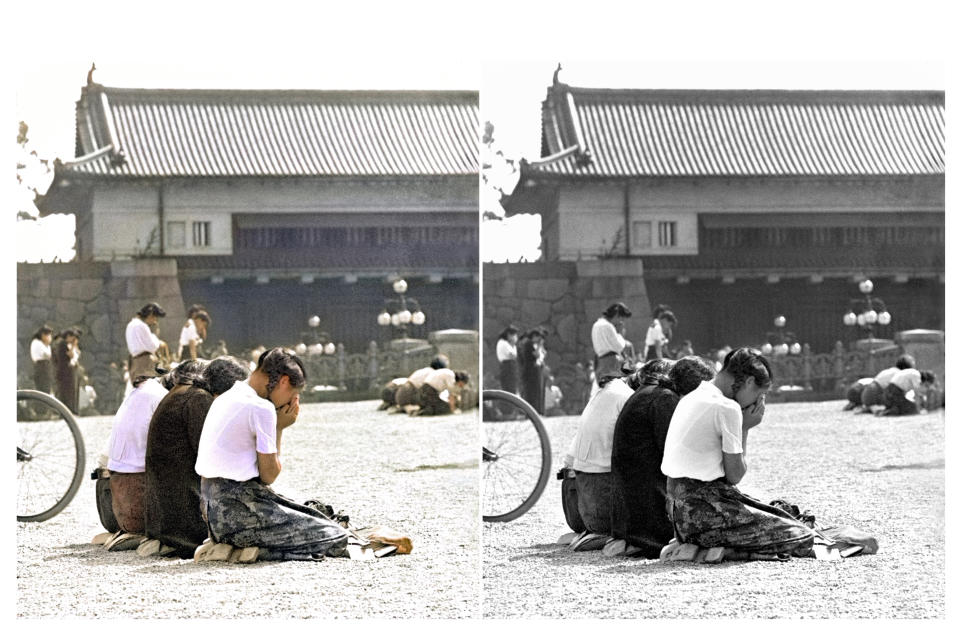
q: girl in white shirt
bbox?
[661,347,815,559]
[496,325,520,394]
[29,325,54,394]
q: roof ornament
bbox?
[552,63,563,86]
[86,63,97,86]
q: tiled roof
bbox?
[531,84,944,177]
[63,85,478,177]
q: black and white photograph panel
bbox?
[480,58,945,618]
[12,37,482,619]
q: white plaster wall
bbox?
[555,185,625,260]
[554,177,943,260]
[87,177,477,260]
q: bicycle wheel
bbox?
[482,389,551,522]
[17,390,86,522]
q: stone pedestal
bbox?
[896,329,945,402]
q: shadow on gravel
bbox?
[509,544,804,574]
[396,460,478,472]
[860,458,944,473]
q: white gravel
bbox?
[17,400,480,619]
[482,400,945,619]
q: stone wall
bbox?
[17,259,185,414]
[483,259,651,412]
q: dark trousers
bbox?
[575,471,623,538]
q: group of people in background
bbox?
[98,346,353,561]
[843,354,938,416]
[377,354,471,416]
[30,324,86,414]
[496,324,550,413]
[562,348,817,561]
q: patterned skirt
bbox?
[666,477,814,556]
[200,477,349,561]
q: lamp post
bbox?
[377,278,426,341]
[842,279,891,341]
[760,315,802,356]
[297,315,335,356]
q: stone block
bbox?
[520,299,552,326]
[61,278,104,301]
[554,314,577,348]
[526,278,569,301]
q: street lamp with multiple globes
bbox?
[296,315,336,356]
[842,279,891,340]
[761,315,802,356]
[376,278,426,340]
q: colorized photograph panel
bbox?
[14,55,481,618]
[480,58,945,618]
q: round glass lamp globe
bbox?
[393,279,408,294]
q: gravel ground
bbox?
[17,400,480,619]
[482,400,945,619]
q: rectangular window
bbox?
[192,221,211,247]
[632,221,652,247]
[167,222,185,248]
[658,221,676,247]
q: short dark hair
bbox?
[187,304,206,317]
[137,302,166,318]
[722,348,773,396]
[895,354,917,370]
[430,354,450,369]
[160,359,208,390]
[194,310,211,325]
[203,356,249,395]
[59,326,82,339]
[498,325,520,340]
[669,356,716,395]
[659,310,677,325]
[603,302,632,319]
[33,325,54,340]
[627,358,674,390]
[920,370,937,384]
[257,347,307,395]
[454,370,470,384]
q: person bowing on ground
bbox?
[413,368,470,416]
[196,348,349,561]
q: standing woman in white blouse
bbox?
[30,325,54,394]
[496,325,520,394]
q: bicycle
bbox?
[481,389,552,522]
[17,389,86,522]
